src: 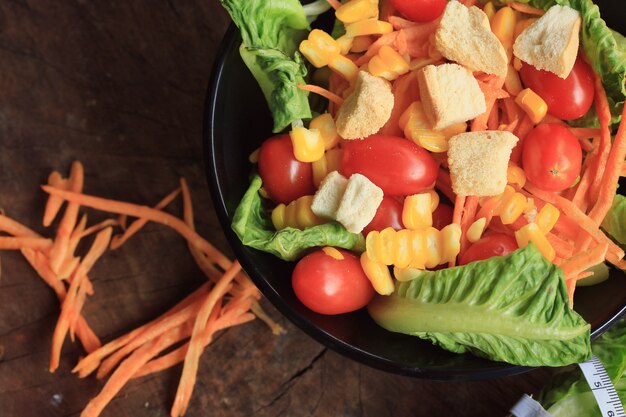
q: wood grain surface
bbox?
[0,1,553,416]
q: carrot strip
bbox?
[436,169,455,202]
[570,128,601,140]
[561,243,609,281]
[49,161,84,273]
[250,301,285,336]
[472,76,507,132]
[586,73,613,206]
[621,163,626,177]
[0,213,40,237]
[41,186,232,271]
[297,83,344,106]
[171,261,241,417]
[388,15,419,30]
[43,171,68,227]
[460,196,479,252]
[110,187,181,250]
[326,0,341,10]
[449,195,466,267]
[0,236,53,251]
[546,232,575,259]
[79,219,119,239]
[508,2,545,15]
[487,102,500,130]
[541,114,568,126]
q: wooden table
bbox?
[0,1,552,416]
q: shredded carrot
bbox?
[0,236,53,251]
[472,75,507,132]
[297,83,344,106]
[380,70,420,136]
[460,196,479,253]
[325,0,341,10]
[507,2,545,15]
[586,74,613,206]
[570,128,601,141]
[79,219,119,239]
[487,103,500,130]
[0,213,40,237]
[546,232,575,260]
[561,243,609,281]
[43,170,68,227]
[388,15,419,30]
[110,187,181,250]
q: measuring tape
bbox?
[578,355,625,417]
[509,355,625,417]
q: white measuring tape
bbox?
[509,355,625,417]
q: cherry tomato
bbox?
[257,134,315,205]
[388,0,446,22]
[340,135,438,196]
[519,56,594,120]
[362,196,404,236]
[459,234,518,265]
[522,124,582,192]
[432,203,453,230]
[292,249,375,315]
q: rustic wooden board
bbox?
[0,1,554,416]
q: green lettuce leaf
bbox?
[601,194,626,245]
[220,0,312,132]
[231,174,364,261]
[368,245,591,366]
[506,0,626,126]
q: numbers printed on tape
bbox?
[578,355,625,417]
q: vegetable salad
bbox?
[221,0,626,367]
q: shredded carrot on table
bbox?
[0,236,53,251]
[43,170,68,227]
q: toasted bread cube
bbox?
[513,5,581,79]
[336,71,394,139]
[417,64,486,130]
[311,171,349,220]
[447,131,519,196]
[336,173,384,233]
[435,1,508,78]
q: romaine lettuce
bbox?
[231,174,364,261]
[368,245,591,366]
[601,194,626,246]
[220,0,312,132]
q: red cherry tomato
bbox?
[362,196,404,236]
[292,249,375,315]
[459,234,518,265]
[340,135,438,196]
[432,203,453,230]
[519,56,594,120]
[257,134,315,205]
[388,0,446,22]
[522,124,582,192]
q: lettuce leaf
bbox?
[368,245,591,366]
[220,0,312,132]
[601,194,626,245]
[506,0,626,126]
[231,174,364,261]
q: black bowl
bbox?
[204,1,626,380]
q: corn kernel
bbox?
[402,193,433,230]
[328,54,360,82]
[504,64,523,96]
[336,35,354,55]
[516,88,548,124]
[408,230,427,269]
[466,217,487,243]
[322,246,344,260]
[310,113,340,150]
[368,45,409,81]
[290,126,325,162]
[378,227,398,265]
[271,204,287,230]
[351,36,373,53]
[484,2,496,21]
[515,222,556,261]
[360,253,395,295]
[300,30,341,68]
[427,189,440,212]
[491,6,517,49]
[536,203,560,234]
[493,185,516,216]
[272,195,324,230]
[345,19,393,37]
[336,0,378,24]
[394,229,413,269]
[500,192,527,225]
[393,266,423,282]
[423,227,442,268]
[507,164,527,188]
[441,223,461,263]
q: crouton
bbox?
[435,1,508,78]
[447,131,519,196]
[513,5,581,79]
[336,174,384,234]
[417,64,486,130]
[336,71,394,139]
[311,171,349,220]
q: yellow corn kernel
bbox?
[514,18,537,41]
[360,253,395,295]
[351,35,374,53]
[415,130,449,153]
[500,192,527,225]
[336,35,354,55]
[393,266,423,282]
[523,198,536,215]
[402,193,433,230]
[368,45,409,81]
[493,185,516,216]
[504,64,523,96]
[427,189,440,212]
[345,19,393,37]
[536,203,560,234]
[507,164,527,188]
[483,2,496,21]
[399,102,464,152]
[271,204,287,230]
[516,88,548,124]
[423,227,442,269]
[312,155,329,188]
[336,0,378,24]
[441,223,461,264]
[515,222,556,261]
[328,54,360,82]
[394,229,413,269]
[367,226,397,265]
[322,246,344,260]
[513,57,523,71]
[290,126,325,162]
[466,217,487,243]
[310,113,340,150]
[299,30,341,68]
[491,6,517,49]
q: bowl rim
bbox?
[202,23,626,380]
